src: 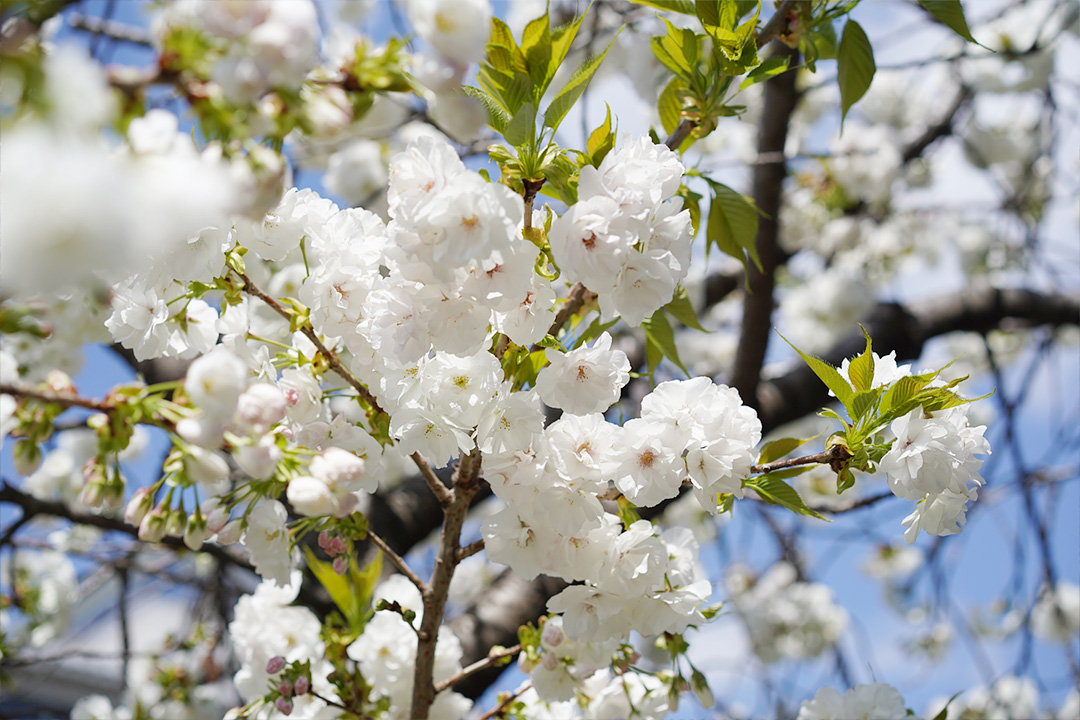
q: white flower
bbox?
[1031,581,1080,642]
[325,139,388,206]
[798,683,907,720]
[406,0,492,65]
[535,333,630,416]
[184,346,249,422]
[286,476,338,517]
[241,500,292,585]
[880,406,990,501]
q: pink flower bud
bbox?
[277,680,293,697]
[265,656,286,674]
[332,556,348,575]
[274,697,293,716]
[328,537,347,556]
[293,676,310,695]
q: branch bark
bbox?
[730,43,800,409]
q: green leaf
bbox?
[521,12,553,91]
[462,85,511,133]
[303,547,353,620]
[550,10,588,86]
[617,496,641,526]
[758,434,819,464]
[931,692,964,720]
[543,30,621,132]
[505,101,537,146]
[651,17,700,78]
[664,284,707,331]
[740,54,790,88]
[836,467,855,494]
[626,0,698,15]
[696,1,738,32]
[349,551,382,623]
[586,104,615,167]
[677,185,703,236]
[706,182,761,271]
[657,75,688,136]
[642,307,688,375]
[837,19,876,125]
[777,330,856,409]
[490,17,521,57]
[574,315,620,348]
[850,389,881,422]
[847,327,875,391]
[746,474,828,521]
[918,1,979,45]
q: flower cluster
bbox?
[548,136,694,325]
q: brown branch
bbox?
[458,538,485,563]
[730,43,800,409]
[367,528,426,593]
[412,452,453,509]
[531,283,594,351]
[433,643,521,694]
[236,271,384,414]
[410,448,485,719]
[477,683,532,720]
[67,12,152,45]
[665,0,801,150]
[1,383,119,414]
[901,84,973,164]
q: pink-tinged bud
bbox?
[215,518,242,545]
[265,656,286,674]
[541,652,560,671]
[292,676,310,695]
[328,537,348,557]
[274,697,293,716]
[101,479,125,510]
[139,508,168,543]
[540,620,565,648]
[277,680,293,697]
[317,531,332,551]
[79,479,106,510]
[45,370,75,394]
[332,556,348,575]
[202,499,230,534]
[125,488,154,526]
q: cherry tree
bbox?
[0,1,1077,719]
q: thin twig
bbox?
[412,452,453,508]
[433,643,522,694]
[477,683,533,720]
[457,538,485,563]
[367,529,426,592]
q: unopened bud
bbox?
[277,680,293,697]
[165,509,187,538]
[274,697,292,716]
[184,515,209,551]
[332,556,347,575]
[690,669,714,708]
[292,676,309,695]
[215,518,242,545]
[139,508,168,543]
[265,656,286,674]
[125,488,154,526]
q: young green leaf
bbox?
[627,0,698,15]
[504,101,537,146]
[918,0,980,45]
[642,307,689,375]
[746,473,828,521]
[758,434,819,465]
[651,17,700,78]
[587,104,615,166]
[740,54,790,89]
[664,284,707,332]
[777,330,856,409]
[658,75,688,136]
[550,10,589,86]
[463,85,511,133]
[543,30,621,132]
[707,182,761,271]
[847,326,875,391]
[837,19,875,125]
[521,12,553,90]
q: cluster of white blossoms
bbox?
[548,136,694,326]
[512,669,670,720]
[229,573,338,718]
[880,406,990,543]
[797,683,908,720]
[346,576,471,720]
[727,563,849,664]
